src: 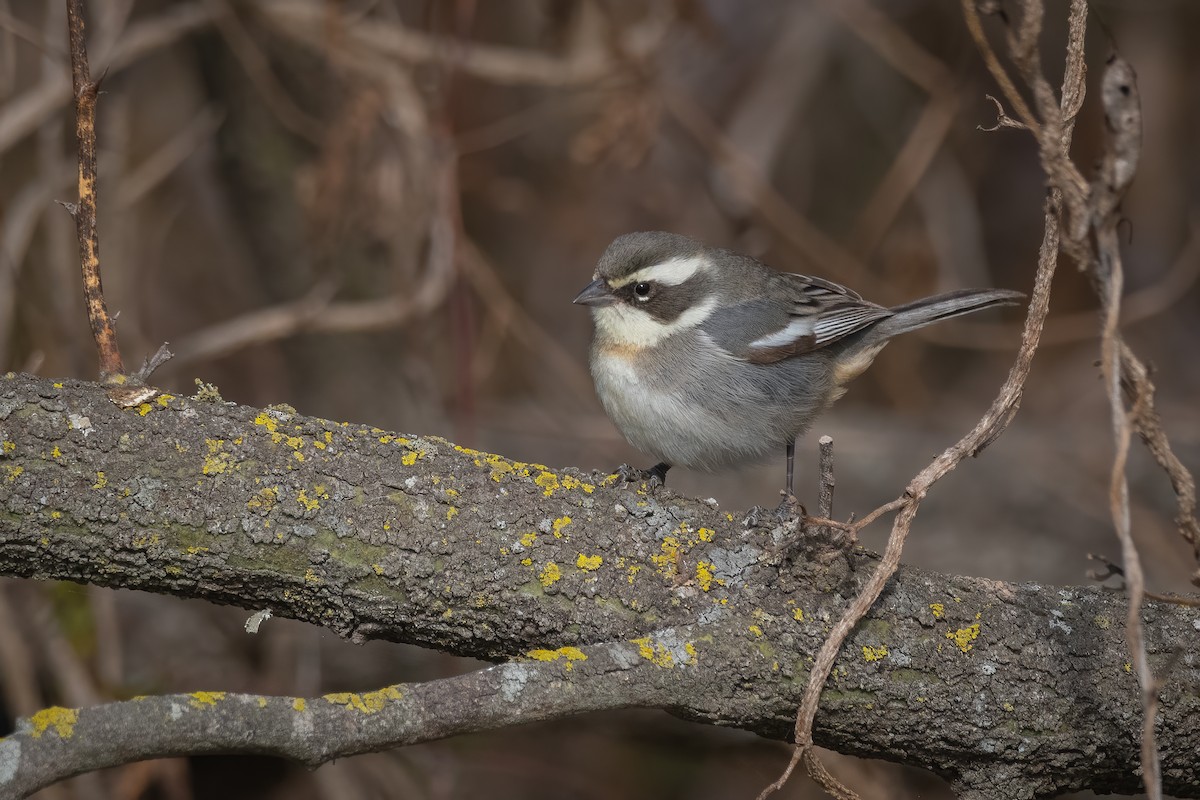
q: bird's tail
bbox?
[870,288,1025,340]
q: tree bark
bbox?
[0,373,1196,798]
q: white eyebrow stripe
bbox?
[609,256,709,288]
[749,317,815,349]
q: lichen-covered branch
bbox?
[0,373,1198,798]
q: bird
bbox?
[572,231,1024,500]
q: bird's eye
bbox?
[633,282,652,299]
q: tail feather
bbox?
[871,288,1025,339]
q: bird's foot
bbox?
[742,494,806,528]
[615,462,670,488]
[742,505,769,528]
[774,491,806,523]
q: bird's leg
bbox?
[774,438,804,521]
[785,439,795,497]
[616,462,671,487]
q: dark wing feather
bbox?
[741,273,891,364]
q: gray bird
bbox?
[573,231,1023,497]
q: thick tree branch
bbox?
[0,374,1198,798]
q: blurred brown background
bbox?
[1,1,1197,798]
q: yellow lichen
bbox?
[189,691,226,708]
[559,474,595,493]
[539,562,561,587]
[576,554,602,571]
[401,451,418,467]
[304,569,321,584]
[683,642,698,665]
[946,623,981,653]
[862,645,888,662]
[51,446,61,459]
[929,603,945,619]
[446,506,458,520]
[695,561,715,591]
[519,531,538,547]
[202,439,232,475]
[29,706,79,739]
[651,536,681,576]
[631,637,674,668]
[247,486,279,511]
[297,489,320,512]
[520,557,533,566]
[323,686,403,714]
[7,465,25,482]
[627,564,642,584]
[527,646,588,671]
[1002,701,1015,712]
[792,608,805,621]
[2,440,14,453]
[157,394,175,407]
[551,516,572,538]
[748,625,764,638]
[535,471,560,496]
[697,527,715,542]
[137,403,153,416]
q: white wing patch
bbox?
[609,256,709,288]
[748,307,891,354]
[748,317,816,349]
[594,296,718,348]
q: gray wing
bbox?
[703,273,891,364]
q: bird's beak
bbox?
[572,278,617,307]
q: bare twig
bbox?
[978,93,1028,131]
[817,436,835,522]
[1092,52,1161,800]
[1119,343,1200,584]
[66,0,123,381]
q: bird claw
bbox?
[774,492,805,523]
[742,506,768,528]
[615,462,669,487]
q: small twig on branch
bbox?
[816,435,839,543]
[978,94,1028,132]
[66,0,123,381]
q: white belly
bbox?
[590,348,773,470]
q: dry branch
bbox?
[65,0,123,381]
